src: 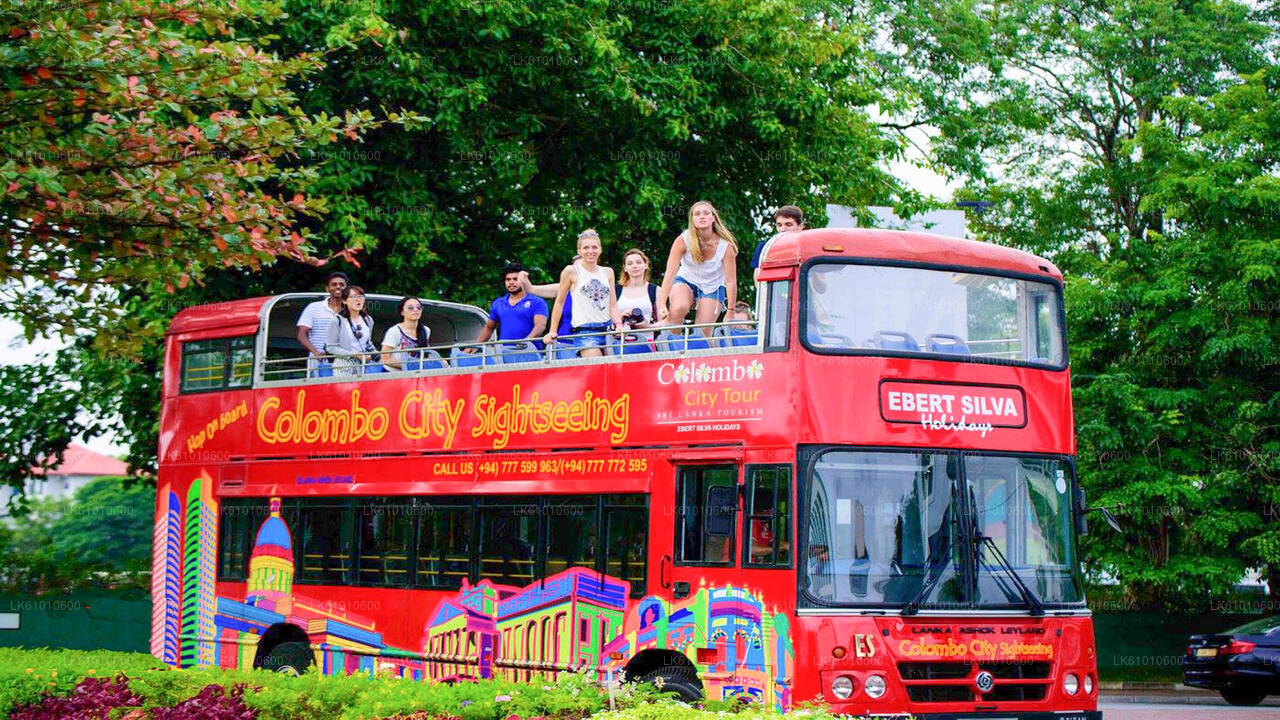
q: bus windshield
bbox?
[803,263,1065,365]
[803,449,1082,610]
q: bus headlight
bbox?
[1083,674,1094,695]
[831,675,855,700]
[1063,673,1079,695]
[864,674,887,699]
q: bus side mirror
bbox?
[1076,487,1122,534]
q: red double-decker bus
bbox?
[151,227,1100,719]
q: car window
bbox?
[1229,615,1280,635]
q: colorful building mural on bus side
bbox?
[151,491,794,710]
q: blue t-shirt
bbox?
[489,293,549,346]
[558,294,573,335]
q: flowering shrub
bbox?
[9,675,141,720]
[0,648,888,720]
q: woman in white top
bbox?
[657,200,738,336]
[381,296,431,370]
[324,285,376,375]
[546,229,623,357]
[616,248,659,346]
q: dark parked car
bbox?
[1184,615,1280,706]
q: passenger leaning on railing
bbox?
[545,229,623,358]
[473,263,548,354]
[325,286,376,376]
[657,201,738,338]
[520,257,576,339]
[295,271,347,377]
[616,248,660,349]
[381,296,431,371]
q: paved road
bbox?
[1101,690,1280,719]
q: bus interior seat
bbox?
[618,335,653,355]
[450,346,494,367]
[925,333,971,355]
[405,348,446,370]
[714,325,759,348]
[656,330,711,353]
[497,341,540,365]
[872,330,920,351]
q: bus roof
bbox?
[759,228,1062,281]
[168,296,270,337]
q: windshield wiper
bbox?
[974,533,1044,616]
[901,565,947,616]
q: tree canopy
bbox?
[0,0,383,353]
[864,0,1280,606]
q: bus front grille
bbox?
[898,660,1052,704]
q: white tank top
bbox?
[676,231,729,294]
[617,283,655,342]
[570,260,611,327]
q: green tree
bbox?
[262,0,907,303]
[864,0,1279,606]
[48,476,154,573]
[0,0,383,353]
[0,476,152,592]
[4,0,911,486]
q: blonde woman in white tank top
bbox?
[545,229,623,357]
[657,200,739,337]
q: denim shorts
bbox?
[568,323,611,349]
[674,276,727,305]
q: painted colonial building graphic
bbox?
[152,491,794,709]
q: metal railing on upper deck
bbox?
[257,320,761,385]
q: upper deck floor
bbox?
[159,229,1075,467]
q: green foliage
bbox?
[262,0,906,305]
[0,477,153,592]
[0,0,384,353]
[0,648,163,716]
[0,648,824,719]
[0,357,112,510]
[866,0,1279,607]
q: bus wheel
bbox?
[1221,687,1266,706]
[638,668,703,703]
[260,641,314,675]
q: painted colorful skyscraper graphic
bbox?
[152,492,794,710]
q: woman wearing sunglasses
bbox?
[324,285,376,375]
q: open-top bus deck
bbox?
[152,228,1099,719]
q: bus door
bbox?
[663,461,743,602]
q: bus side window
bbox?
[416,499,472,589]
[675,465,737,566]
[180,336,255,393]
[356,497,413,588]
[604,496,647,596]
[765,281,791,352]
[744,465,792,567]
[288,498,356,585]
[216,498,269,581]
[478,496,538,585]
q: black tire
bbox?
[1221,687,1267,706]
[638,668,703,703]
[260,640,314,675]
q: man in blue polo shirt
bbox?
[476,264,549,349]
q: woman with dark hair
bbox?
[324,286,376,375]
[381,296,432,371]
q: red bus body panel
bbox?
[151,229,1097,718]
